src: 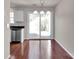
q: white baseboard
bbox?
[54,39,74,58]
[7,55,10,59]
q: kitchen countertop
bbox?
[10,23,25,30]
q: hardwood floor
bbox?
[9,39,73,59]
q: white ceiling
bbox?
[11,0,60,7]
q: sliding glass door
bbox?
[29,11,51,39]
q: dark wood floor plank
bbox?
[9,39,73,59]
[51,39,73,59]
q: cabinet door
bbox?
[16,30,21,41]
[11,31,16,41]
[11,30,21,41]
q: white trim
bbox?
[7,55,10,59]
[24,38,53,40]
[54,39,74,58]
[21,29,24,43]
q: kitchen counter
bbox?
[10,23,25,43]
[10,26,24,30]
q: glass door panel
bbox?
[29,11,51,39]
[29,11,40,39]
[40,11,51,37]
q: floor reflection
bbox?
[28,40,40,59]
[10,40,51,59]
[21,43,24,56]
[28,40,51,59]
[9,55,16,59]
[10,40,73,59]
[10,43,22,59]
[41,40,51,59]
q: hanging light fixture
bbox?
[40,0,45,6]
[40,0,45,12]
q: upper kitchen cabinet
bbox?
[10,8,24,24]
[14,10,24,22]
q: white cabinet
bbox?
[14,10,24,22]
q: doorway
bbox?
[28,10,51,39]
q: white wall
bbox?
[4,0,10,59]
[55,0,74,56]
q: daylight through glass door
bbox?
[29,11,51,39]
